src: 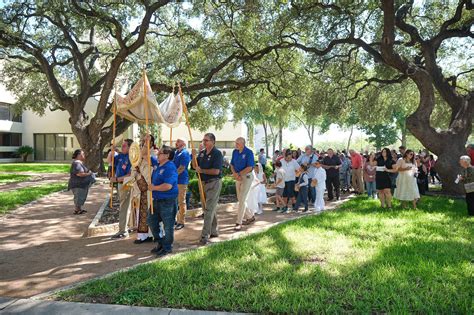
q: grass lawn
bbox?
[57,196,473,313]
[0,183,68,215]
[0,174,31,185]
[0,163,69,173]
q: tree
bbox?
[0,1,290,170]
[280,0,473,193]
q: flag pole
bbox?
[178,83,206,210]
[143,69,154,214]
[170,128,173,145]
[110,82,117,208]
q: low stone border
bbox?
[86,196,118,237]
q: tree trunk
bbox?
[262,122,269,157]
[346,125,354,153]
[278,124,283,151]
[310,125,315,147]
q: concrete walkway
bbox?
[0,297,247,315]
[0,181,350,298]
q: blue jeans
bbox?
[152,198,177,252]
[294,186,308,210]
[366,181,376,198]
[307,179,316,203]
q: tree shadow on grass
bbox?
[59,196,473,313]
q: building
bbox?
[0,84,248,162]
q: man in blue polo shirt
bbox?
[173,136,191,230]
[230,137,256,230]
[111,139,133,239]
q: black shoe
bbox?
[327,198,334,202]
[111,232,129,239]
[150,244,163,253]
[200,237,209,245]
[134,237,153,244]
[336,196,340,200]
[303,208,308,212]
[175,223,185,230]
[210,234,219,238]
[156,249,172,257]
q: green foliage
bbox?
[362,124,399,150]
[0,183,68,215]
[188,177,236,201]
[58,196,473,313]
[16,146,34,162]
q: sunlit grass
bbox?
[0,173,31,184]
[57,196,473,313]
[0,163,69,173]
[0,183,68,215]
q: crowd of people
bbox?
[68,137,474,257]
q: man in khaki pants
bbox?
[194,133,223,245]
[111,139,133,239]
[349,149,364,194]
[173,137,191,230]
[231,137,255,231]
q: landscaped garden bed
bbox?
[57,195,473,313]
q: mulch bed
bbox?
[97,192,238,226]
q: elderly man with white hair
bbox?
[458,155,474,216]
[231,137,256,231]
[173,136,191,230]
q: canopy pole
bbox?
[170,128,173,146]
[110,82,118,208]
[143,69,154,214]
[178,83,206,210]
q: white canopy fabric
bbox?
[115,73,183,127]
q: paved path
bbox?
[0,181,350,298]
[0,297,247,314]
[0,173,69,192]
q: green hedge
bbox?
[188,176,236,200]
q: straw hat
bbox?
[128,142,141,168]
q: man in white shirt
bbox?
[313,159,327,212]
[280,150,300,213]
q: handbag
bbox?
[464,182,474,193]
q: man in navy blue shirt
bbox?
[194,133,223,245]
[173,136,191,230]
[230,137,256,231]
[111,139,133,239]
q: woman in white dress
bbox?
[254,163,267,213]
[313,159,327,212]
[391,150,420,208]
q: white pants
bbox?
[314,187,325,211]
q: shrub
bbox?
[188,176,236,201]
[16,146,34,162]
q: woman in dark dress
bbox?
[68,149,95,215]
[376,148,395,209]
[415,155,428,195]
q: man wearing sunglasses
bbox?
[194,133,223,245]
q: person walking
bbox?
[149,145,178,257]
[68,149,95,215]
[231,137,256,231]
[339,153,351,193]
[279,150,300,213]
[375,148,396,209]
[258,148,267,171]
[111,139,133,239]
[415,155,428,195]
[457,155,474,216]
[272,160,285,211]
[194,133,223,245]
[349,149,364,194]
[297,145,318,204]
[293,165,309,212]
[364,152,377,199]
[322,148,341,201]
[173,137,191,231]
[313,159,327,212]
[392,150,420,209]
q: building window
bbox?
[0,132,22,146]
[34,133,76,161]
[0,152,17,159]
[0,102,22,122]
